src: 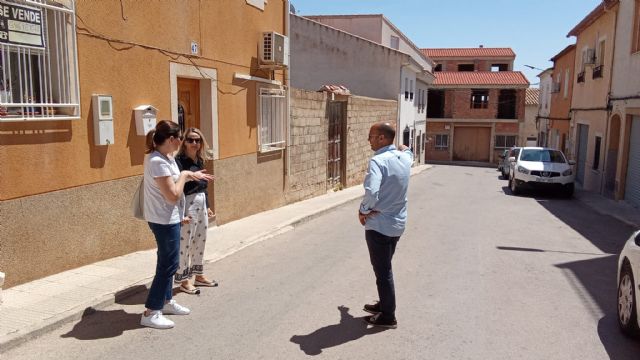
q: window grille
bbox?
[435,134,448,150]
[258,87,286,152]
[0,0,79,121]
[495,135,517,149]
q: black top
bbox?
[176,154,210,208]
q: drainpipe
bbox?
[284,0,291,181]
[600,3,618,196]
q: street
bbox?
[4,165,640,359]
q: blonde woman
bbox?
[142,120,214,329]
[174,127,218,294]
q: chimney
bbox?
[479,45,484,48]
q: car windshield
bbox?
[520,149,566,163]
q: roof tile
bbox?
[433,71,530,86]
[421,48,515,58]
[526,88,540,105]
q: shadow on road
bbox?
[60,308,140,340]
[535,198,640,358]
[290,305,387,355]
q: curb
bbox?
[0,164,433,354]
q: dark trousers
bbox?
[145,222,180,310]
[365,230,400,321]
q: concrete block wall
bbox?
[345,96,398,187]
[286,89,329,203]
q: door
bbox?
[177,78,200,132]
[576,124,589,185]
[327,101,346,188]
[625,116,640,207]
[453,127,491,161]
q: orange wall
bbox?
[0,0,285,200]
[550,47,576,120]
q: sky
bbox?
[289,0,603,86]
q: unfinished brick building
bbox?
[422,48,530,164]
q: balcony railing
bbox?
[592,65,603,79]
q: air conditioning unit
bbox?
[583,49,596,65]
[260,31,289,68]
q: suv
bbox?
[508,147,575,197]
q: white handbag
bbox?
[131,178,145,220]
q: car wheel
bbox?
[501,168,507,179]
[618,263,640,337]
[562,183,574,198]
[510,176,519,195]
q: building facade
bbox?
[423,48,529,164]
[0,0,290,287]
[548,45,576,153]
[523,88,540,147]
[537,68,553,147]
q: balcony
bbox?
[577,71,585,83]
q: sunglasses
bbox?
[185,138,202,144]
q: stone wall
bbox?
[286,89,329,203]
[345,96,398,187]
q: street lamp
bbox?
[523,64,545,71]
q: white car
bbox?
[508,147,575,197]
[618,230,640,337]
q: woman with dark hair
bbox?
[174,127,218,294]
[141,120,214,329]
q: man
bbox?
[359,122,413,329]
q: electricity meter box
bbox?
[92,95,114,145]
[134,105,158,136]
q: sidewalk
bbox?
[0,165,432,353]
[574,187,640,228]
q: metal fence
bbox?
[0,0,79,121]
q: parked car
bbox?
[508,147,575,197]
[500,147,520,179]
[618,230,640,337]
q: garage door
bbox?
[625,116,640,208]
[576,124,589,185]
[453,127,491,162]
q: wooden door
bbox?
[177,78,200,132]
[453,127,491,161]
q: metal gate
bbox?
[625,116,640,207]
[327,101,346,187]
[576,124,589,185]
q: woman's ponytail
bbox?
[145,129,157,154]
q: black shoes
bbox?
[364,313,397,329]
[363,302,381,314]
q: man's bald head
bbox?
[372,122,396,143]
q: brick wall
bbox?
[443,88,526,120]
[286,89,329,203]
[345,96,398,187]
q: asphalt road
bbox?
[4,165,640,359]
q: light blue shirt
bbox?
[360,144,413,237]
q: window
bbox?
[458,64,474,71]
[258,87,286,152]
[564,69,569,98]
[471,89,489,109]
[0,0,80,121]
[577,71,585,83]
[593,136,602,170]
[404,77,408,99]
[390,35,399,50]
[435,134,448,150]
[491,64,508,71]
[434,64,442,72]
[409,80,414,100]
[495,135,517,149]
[634,0,640,53]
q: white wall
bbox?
[611,0,640,101]
[291,15,404,100]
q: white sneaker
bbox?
[140,310,174,329]
[162,299,191,315]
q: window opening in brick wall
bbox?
[434,64,442,72]
[0,0,80,121]
[458,64,474,71]
[471,89,489,109]
[427,89,445,118]
[491,64,509,71]
[258,87,286,152]
[435,134,448,150]
[497,89,516,119]
[495,135,517,149]
[593,136,602,170]
[390,35,399,50]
